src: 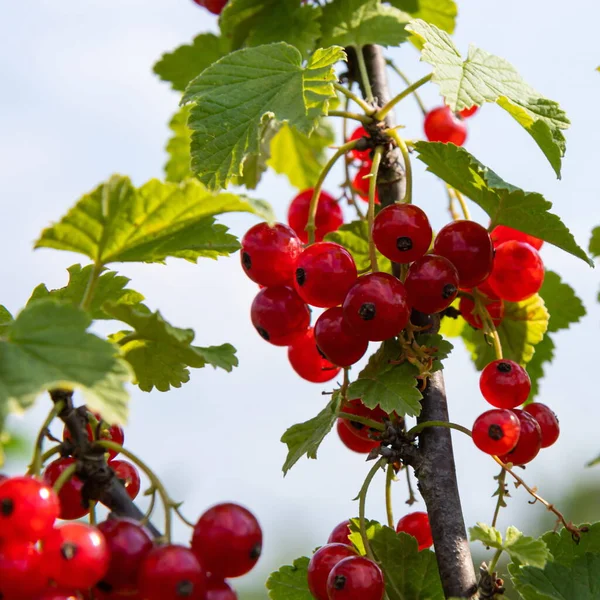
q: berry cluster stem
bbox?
[491,467,508,529]
[333,82,375,116]
[374,73,433,121]
[341,93,366,220]
[357,457,386,560]
[407,420,473,439]
[385,463,395,528]
[384,60,428,116]
[28,399,65,476]
[355,50,375,105]
[385,129,412,204]
[367,146,384,272]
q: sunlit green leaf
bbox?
[266,557,312,600]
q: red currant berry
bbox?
[336,419,380,454]
[191,503,262,578]
[96,517,153,589]
[109,460,141,501]
[250,286,310,346]
[206,578,238,600]
[0,476,60,542]
[433,221,494,288]
[288,189,343,243]
[192,0,228,15]
[424,106,467,145]
[0,473,6,483]
[0,540,47,597]
[43,457,88,520]
[458,105,479,119]
[352,163,380,203]
[328,520,351,545]
[349,126,372,161]
[343,273,410,341]
[63,413,124,461]
[524,403,560,448]
[139,545,207,600]
[476,278,500,300]
[294,242,357,308]
[327,555,385,600]
[459,296,504,330]
[287,328,340,383]
[480,359,531,409]
[487,241,544,302]
[491,225,543,251]
[43,522,109,589]
[240,223,302,288]
[472,409,521,455]
[499,409,542,466]
[36,592,84,600]
[307,543,357,600]
[396,512,433,551]
[405,255,459,314]
[314,307,369,367]
[373,204,433,264]
[339,399,387,441]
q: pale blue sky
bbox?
[2,0,599,594]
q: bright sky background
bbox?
[2,0,600,596]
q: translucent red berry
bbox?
[138,545,207,600]
[0,476,60,542]
[240,223,302,287]
[43,457,88,520]
[433,221,494,288]
[336,419,379,454]
[480,359,531,409]
[294,242,357,308]
[206,578,238,600]
[349,126,372,161]
[288,189,343,243]
[405,255,459,314]
[396,512,433,550]
[472,409,521,455]
[352,163,379,203]
[97,517,153,590]
[110,460,141,501]
[250,286,310,346]
[339,399,387,441]
[307,543,357,600]
[373,204,433,264]
[459,105,479,119]
[487,241,544,302]
[287,328,340,383]
[192,0,228,15]
[491,225,543,250]
[314,307,369,367]
[499,409,542,466]
[328,520,352,545]
[343,273,410,341]
[327,555,385,600]
[63,413,124,461]
[191,503,262,579]
[459,296,504,330]
[0,540,47,597]
[424,106,467,145]
[43,522,109,590]
[476,278,499,300]
[524,403,560,448]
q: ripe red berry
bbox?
[373,204,433,263]
[349,126,372,161]
[424,106,467,145]
[206,578,238,600]
[43,522,109,590]
[458,105,479,119]
[63,413,124,461]
[336,419,380,454]
[314,307,369,367]
[43,457,88,520]
[294,242,357,308]
[110,460,141,501]
[327,555,385,600]
[192,503,262,579]
[36,591,84,600]
[250,286,310,346]
[352,163,380,203]
[487,241,544,302]
[343,273,410,341]
[0,476,60,542]
[139,545,207,600]
[480,359,531,409]
[396,511,433,550]
[307,543,357,600]
[328,520,352,545]
[405,255,459,314]
[491,225,543,250]
[97,517,153,589]
[0,540,47,597]
[472,409,521,455]
[240,223,302,287]
[192,0,228,15]
[499,409,542,466]
[288,189,343,243]
[459,296,504,330]
[524,403,560,448]
[433,221,494,288]
[339,399,387,441]
[476,277,500,300]
[288,328,340,383]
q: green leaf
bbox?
[165,106,192,183]
[266,557,312,600]
[325,221,393,274]
[281,391,342,475]
[106,304,236,393]
[541,522,600,567]
[388,0,457,33]
[590,227,600,258]
[28,264,145,321]
[153,33,231,92]
[539,271,586,333]
[0,300,130,424]
[348,518,382,555]
[0,306,14,336]
[407,20,570,177]
[414,333,453,372]
[415,143,591,265]
[504,526,551,569]
[470,523,503,549]
[35,175,274,265]
[320,0,410,48]
[268,122,334,190]
[220,0,321,57]
[182,43,345,190]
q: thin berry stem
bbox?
[355,50,375,105]
[491,467,507,529]
[52,462,77,494]
[333,82,375,115]
[385,129,412,204]
[80,262,103,311]
[329,110,374,124]
[375,73,433,121]
[406,420,473,439]
[89,501,97,526]
[486,547,504,576]
[174,505,196,529]
[453,189,471,220]
[446,186,461,221]
[367,146,384,272]
[141,488,157,526]
[28,400,65,476]
[385,60,428,116]
[337,412,385,432]
[473,290,503,360]
[341,94,366,221]
[385,464,395,528]
[405,466,417,506]
[357,457,386,560]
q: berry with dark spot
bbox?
[499,409,542,466]
[307,543,357,600]
[480,359,531,409]
[472,409,521,455]
[326,555,385,600]
[405,255,459,314]
[314,307,369,367]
